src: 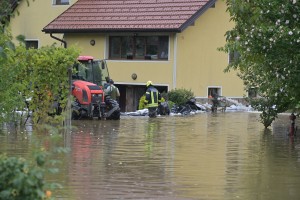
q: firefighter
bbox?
[105,79,120,102]
[211,91,219,112]
[144,81,161,118]
[289,113,297,136]
[104,76,110,89]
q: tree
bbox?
[221,0,300,128]
[0,1,72,199]
[0,0,80,124]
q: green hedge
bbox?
[168,88,194,106]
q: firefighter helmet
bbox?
[146,81,153,87]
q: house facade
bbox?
[9,0,76,48]
[10,0,245,112]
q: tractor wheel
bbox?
[71,110,80,120]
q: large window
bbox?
[53,0,69,5]
[109,35,169,60]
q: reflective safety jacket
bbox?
[145,86,161,107]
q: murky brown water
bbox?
[1,112,300,200]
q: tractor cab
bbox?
[73,56,109,87]
[71,56,120,120]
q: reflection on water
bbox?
[1,112,300,200]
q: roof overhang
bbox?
[43,0,217,35]
[42,28,181,34]
[180,0,217,31]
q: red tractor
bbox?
[71,56,120,120]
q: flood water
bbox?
[1,112,300,200]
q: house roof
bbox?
[43,0,216,33]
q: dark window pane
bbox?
[158,36,168,59]
[135,37,145,59]
[146,45,158,60]
[248,88,257,98]
[208,88,220,97]
[147,36,158,44]
[229,51,240,63]
[110,37,121,58]
[25,41,38,49]
[54,0,69,5]
[122,37,133,59]
[146,36,158,60]
[109,35,169,60]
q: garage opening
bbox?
[115,84,168,112]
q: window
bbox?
[248,88,257,98]
[109,35,169,60]
[229,51,240,64]
[25,40,38,49]
[208,87,221,98]
[53,0,69,5]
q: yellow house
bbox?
[10,0,246,112]
[8,0,76,48]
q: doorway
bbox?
[115,84,168,112]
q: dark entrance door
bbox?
[115,84,168,112]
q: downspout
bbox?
[172,33,178,89]
[49,33,70,127]
[50,33,67,48]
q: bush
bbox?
[168,88,194,106]
[0,153,53,200]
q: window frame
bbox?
[208,87,222,98]
[25,40,39,49]
[247,88,258,98]
[228,51,240,64]
[108,35,169,61]
[52,0,70,5]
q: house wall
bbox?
[176,0,245,98]
[9,0,245,101]
[65,1,245,99]
[65,33,174,88]
[9,0,76,46]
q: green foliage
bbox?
[220,0,300,127]
[168,88,194,106]
[0,0,33,28]
[160,92,168,101]
[0,42,79,124]
[0,1,80,125]
[0,2,69,199]
[249,95,289,128]
[0,153,52,200]
[23,46,79,124]
[167,100,175,110]
[138,95,146,110]
[0,124,69,200]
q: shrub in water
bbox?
[168,88,194,106]
[0,153,52,200]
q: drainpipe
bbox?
[50,33,67,48]
[172,33,178,89]
[49,33,71,127]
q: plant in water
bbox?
[0,125,69,200]
[220,0,300,127]
[0,152,56,200]
[168,88,194,106]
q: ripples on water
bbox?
[1,112,300,200]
